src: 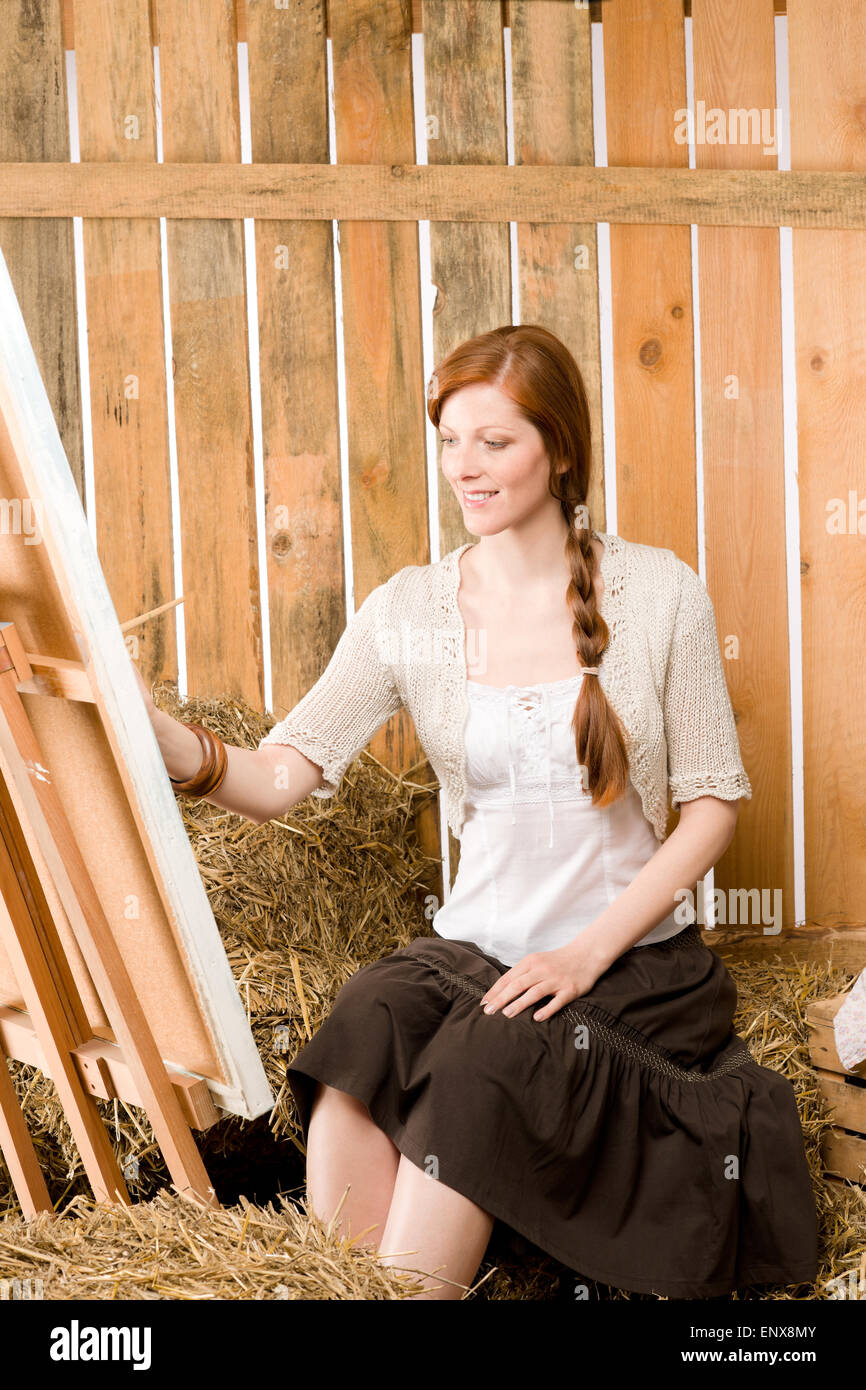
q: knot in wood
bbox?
[639,337,662,369]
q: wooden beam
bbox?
[706,925,866,970]
[0,1005,220,1130]
[1,623,94,702]
[15,656,93,704]
[0,1043,53,1215]
[0,163,864,229]
[60,0,791,48]
[806,993,866,1078]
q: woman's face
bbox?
[437,382,561,537]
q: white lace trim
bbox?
[468,781,593,808]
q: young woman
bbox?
[136,325,818,1301]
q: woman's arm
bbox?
[575,795,740,976]
[150,703,325,825]
[131,572,401,826]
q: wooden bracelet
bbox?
[169,723,229,797]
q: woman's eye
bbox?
[439,437,506,448]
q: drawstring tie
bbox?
[542,682,554,849]
[505,695,517,825]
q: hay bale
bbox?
[1,685,865,1298]
[0,1188,435,1300]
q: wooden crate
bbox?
[806,992,866,1185]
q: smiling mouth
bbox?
[462,489,499,502]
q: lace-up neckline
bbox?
[466,674,598,849]
[458,537,614,850]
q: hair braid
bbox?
[562,511,631,808]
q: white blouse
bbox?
[430,670,685,967]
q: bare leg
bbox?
[378,1152,495,1300]
[305,1081,401,1249]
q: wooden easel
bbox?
[0,619,219,1217]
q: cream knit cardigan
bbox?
[259,530,752,843]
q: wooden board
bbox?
[602,0,694,850]
[691,0,793,910]
[329,0,442,902]
[807,991,866,1079]
[511,0,606,535]
[603,0,696,570]
[245,0,345,717]
[0,0,84,504]
[158,0,263,708]
[73,0,178,691]
[814,1069,866,1133]
[422,0,511,894]
[0,242,272,1120]
[788,0,866,930]
[821,1130,866,1186]
[423,0,511,564]
[3,162,866,230]
[807,990,866,1185]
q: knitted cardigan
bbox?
[258,530,752,843]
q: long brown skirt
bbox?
[286,923,819,1299]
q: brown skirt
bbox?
[286,924,819,1299]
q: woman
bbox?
[135,325,818,1301]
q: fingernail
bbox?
[484,1004,495,1014]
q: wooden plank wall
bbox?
[1,0,862,951]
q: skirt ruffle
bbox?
[286,924,819,1298]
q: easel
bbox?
[0,618,219,1217]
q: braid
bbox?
[563,506,631,808]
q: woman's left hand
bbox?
[478,942,607,1022]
